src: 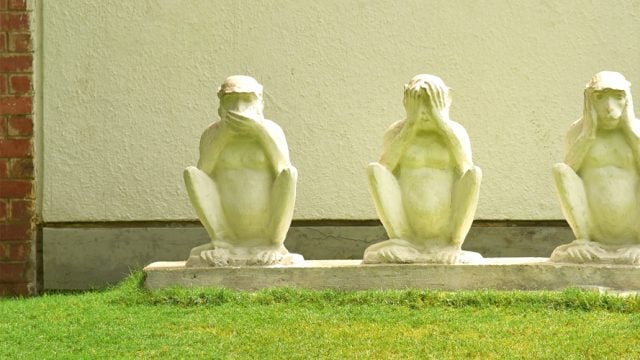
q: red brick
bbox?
[0,138,30,156]
[0,179,31,198]
[0,241,29,261]
[0,159,6,177]
[7,116,31,135]
[0,13,28,32]
[9,75,29,94]
[0,96,31,114]
[0,199,6,219]
[0,0,7,10]
[8,33,30,52]
[0,32,5,52]
[0,262,26,282]
[8,0,26,10]
[10,199,31,220]
[0,283,31,296]
[0,74,6,95]
[0,222,31,240]
[0,117,5,137]
[0,54,32,72]
[10,157,31,178]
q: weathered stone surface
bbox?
[364,74,482,264]
[184,75,301,267]
[144,258,640,291]
[552,71,640,264]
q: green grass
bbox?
[1,272,640,359]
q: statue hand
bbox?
[426,82,447,113]
[404,91,421,127]
[225,111,262,133]
[582,89,598,138]
[424,82,449,128]
[620,102,639,137]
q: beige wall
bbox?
[41,0,640,222]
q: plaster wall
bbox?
[41,0,640,222]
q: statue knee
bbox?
[367,162,396,185]
[184,166,217,198]
[552,162,582,190]
[553,162,576,178]
[460,166,482,187]
[470,165,482,181]
[184,166,210,183]
[183,165,197,180]
[367,162,388,175]
[279,166,298,183]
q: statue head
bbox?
[217,75,264,119]
[585,71,633,130]
[403,74,452,120]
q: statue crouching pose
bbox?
[363,74,483,264]
[551,71,640,264]
[184,75,303,266]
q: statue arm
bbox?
[223,111,292,172]
[418,83,472,174]
[564,119,594,171]
[623,118,640,170]
[379,120,412,172]
[196,122,228,175]
[565,90,600,171]
[258,119,292,172]
[439,120,474,174]
[620,98,640,169]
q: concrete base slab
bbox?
[144,258,640,291]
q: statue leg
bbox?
[417,166,484,264]
[363,163,418,263]
[184,166,236,266]
[450,166,482,247]
[550,163,605,263]
[552,163,590,240]
[184,166,235,242]
[366,162,411,239]
[268,166,297,245]
[622,190,640,264]
[247,166,300,265]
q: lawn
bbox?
[1,272,639,359]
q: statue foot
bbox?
[376,246,419,263]
[420,248,483,265]
[250,247,286,265]
[430,248,460,264]
[186,242,304,267]
[616,246,640,265]
[364,240,483,265]
[457,250,484,264]
[550,239,606,263]
[363,239,420,264]
[200,248,231,267]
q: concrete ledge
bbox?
[144,258,640,291]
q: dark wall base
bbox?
[43,221,573,289]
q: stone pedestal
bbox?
[144,258,640,291]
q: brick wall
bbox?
[0,0,35,296]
